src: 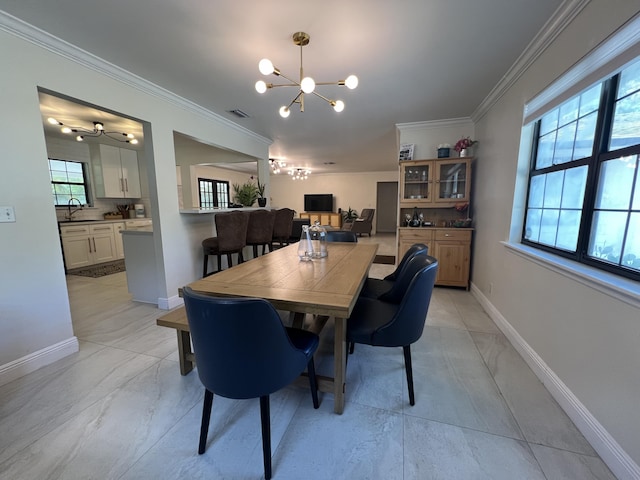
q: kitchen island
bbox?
[121,226,159,304]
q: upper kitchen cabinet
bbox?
[92,144,141,198]
[399,157,472,207]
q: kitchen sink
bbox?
[58,219,102,224]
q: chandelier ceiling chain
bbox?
[255,31,358,118]
[47,117,138,144]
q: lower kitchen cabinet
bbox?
[398,227,472,288]
[60,223,117,269]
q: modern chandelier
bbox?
[255,32,358,118]
[289,168,311,180]
[47,117,138,144]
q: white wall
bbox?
[471,1,640,476]
[0,20,269,383]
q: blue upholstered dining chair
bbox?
[182,287,320,480]
[325,230,358,242]
[359,243,428,299]
[346,255,438,406]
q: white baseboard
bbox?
[469,282,640,480]
[158,294,183,311]
[0,336,79,388]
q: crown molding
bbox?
[396,117,473,132]
[472,0,591,122]
[0,11,272,147]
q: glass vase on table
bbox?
[298,225,313,261]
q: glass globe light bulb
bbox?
[345,75,359,89]
[259,58,274,75]
[333,100,345,113]
[300,77,315,94]
[61,127,72,134]
[279,106,290,118]
[255,80,267,94]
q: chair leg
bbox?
[202,254,209,278]
[253,245,259,258]
[226,253,233,269]
[238,250,244,263]
[307,358,319,409]
[198,389,214,454]
[403,345,415,406]
[260,395,272,480]
[216,254,222,273]
[349,342,355,354]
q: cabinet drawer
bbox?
[90,224,114,234]
[60,225,91,236]
[399,228,434,242]
[435,229,472,242]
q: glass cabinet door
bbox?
[435,159,470,202]
[401,162,432,202]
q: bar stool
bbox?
[246,209,276,258]
[202,211,249,277]
[271,208,294,248]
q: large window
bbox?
[49,159,89,206]
[198,178,229,208]
[523,58,640,281]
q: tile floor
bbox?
[0,234,616,479]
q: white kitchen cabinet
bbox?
[93,144,141,198]
[113,222,126,259]
[60,223,117,270]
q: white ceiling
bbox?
[3,0,563,173]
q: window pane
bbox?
[525,208,541,242]
[553,122,577,165]
[633,156,640,210]
[588,211,627,264]
[610,91,640,150]
[559,97,579,126]
[556,209,581,251]
[539,209,559,246]
[528,175,545,208]
[617,59,640,99]
[594,156,635,209]
[536,132,556,168]
[543,171,563,208]
[579,84,602,116]
[622,213,640,271]
[540,109,558,136]
[573,112,597,160]
[561,165,588,209]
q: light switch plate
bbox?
[0,206,16,222]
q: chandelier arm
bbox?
[314,82,342,86]
[286,91,304,110]
[268,83,300,88]
[310,90,336,105]
[103,132,132,143]
[275,72,300,87]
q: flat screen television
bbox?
[304,194,333,212]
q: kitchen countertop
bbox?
[58,218,152,225]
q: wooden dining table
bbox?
[184,241,378,414]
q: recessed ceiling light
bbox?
[324,161,335,165]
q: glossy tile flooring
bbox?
[0,234,616,479]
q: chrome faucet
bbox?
[66,197,84,220]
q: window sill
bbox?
[502,241,640,308]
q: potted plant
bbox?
[256,180,267,207]
[342,207,358,223]
[233,181,259,207]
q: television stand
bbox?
[299,212,342,228]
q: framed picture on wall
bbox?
[399,144,414,162]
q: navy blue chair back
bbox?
[372,255,438,346]
[385,243,428,281]
[325,230,358,242]
[182,287,310,399]
[379,251,434,304]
